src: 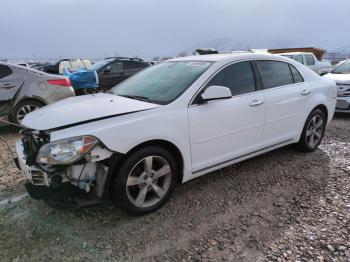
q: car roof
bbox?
[168,52,289,62]
[278,52,313,56]
[0,61,55,76]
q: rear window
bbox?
[257,61,294,89]
[0,65,12,79]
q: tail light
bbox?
[47,78,71,87]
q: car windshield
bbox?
[90,59,112,71]
[112,61,212,104]
[333,60,350,74]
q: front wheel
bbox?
[111,146,178,215]
[297,109,326,152]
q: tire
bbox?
[296,109,326,152]
[10,99,45,125]
[111,146,178,216]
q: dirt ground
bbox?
[0,115,349,262]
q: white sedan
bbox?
[17,53,336,215]
[279,52,332,75]
[324,59,350,113]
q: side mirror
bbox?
[103,69,111,74]
[199,86,232,103]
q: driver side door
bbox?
[98,61,125,88]
[188,61,266,173]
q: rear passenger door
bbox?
[256,60,306,146]
[0,65,23,116]
[188,61,265,172]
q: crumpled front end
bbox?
[16,129,114,204]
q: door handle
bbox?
[301,90,311,96]
[249,99,264,107]
[0,83,15,89]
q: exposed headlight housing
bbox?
[36,136,98,165]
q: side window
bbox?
[0,65,12,79]
[289,65,304,83]
[140,62,150,68]
[124,61,142,70]
[206,61,256,96]
[106,62,123,72]
[294,55,304,65]
[124,61,149,69]
[305,55,315,66]
[257,61,294,89]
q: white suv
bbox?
[16,53,336,215]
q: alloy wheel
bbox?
[16,104,40,123]
[306,115,324,148]
[126,155,172,208]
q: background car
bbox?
[90,57,150,89]
[30,62,51,71]
[0,62,75,124]
[279,52,332,75]
[324,59,350,113]
[42,58,92,75]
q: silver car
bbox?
[0,62,75,124]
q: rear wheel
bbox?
[297,109,326,152]
[11,100,45,125]
[111,146,177,215]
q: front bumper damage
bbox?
[16,132,116,210]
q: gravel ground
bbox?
[0,115,349,262]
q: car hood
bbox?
[22,93,160,130]
[324,73,350,84]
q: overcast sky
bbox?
[1,0,349,60]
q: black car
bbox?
[90,57,150,89]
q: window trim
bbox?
[255,60,304,90]
[189,59,262,106]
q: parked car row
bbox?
[279,52,332,75]
[0,56,153,124]
[14,52,337,215]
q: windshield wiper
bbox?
[119,95,152,103]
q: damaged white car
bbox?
[15,53,336,215]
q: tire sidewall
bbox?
[111,146,178,216]
[299,109,326,152]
